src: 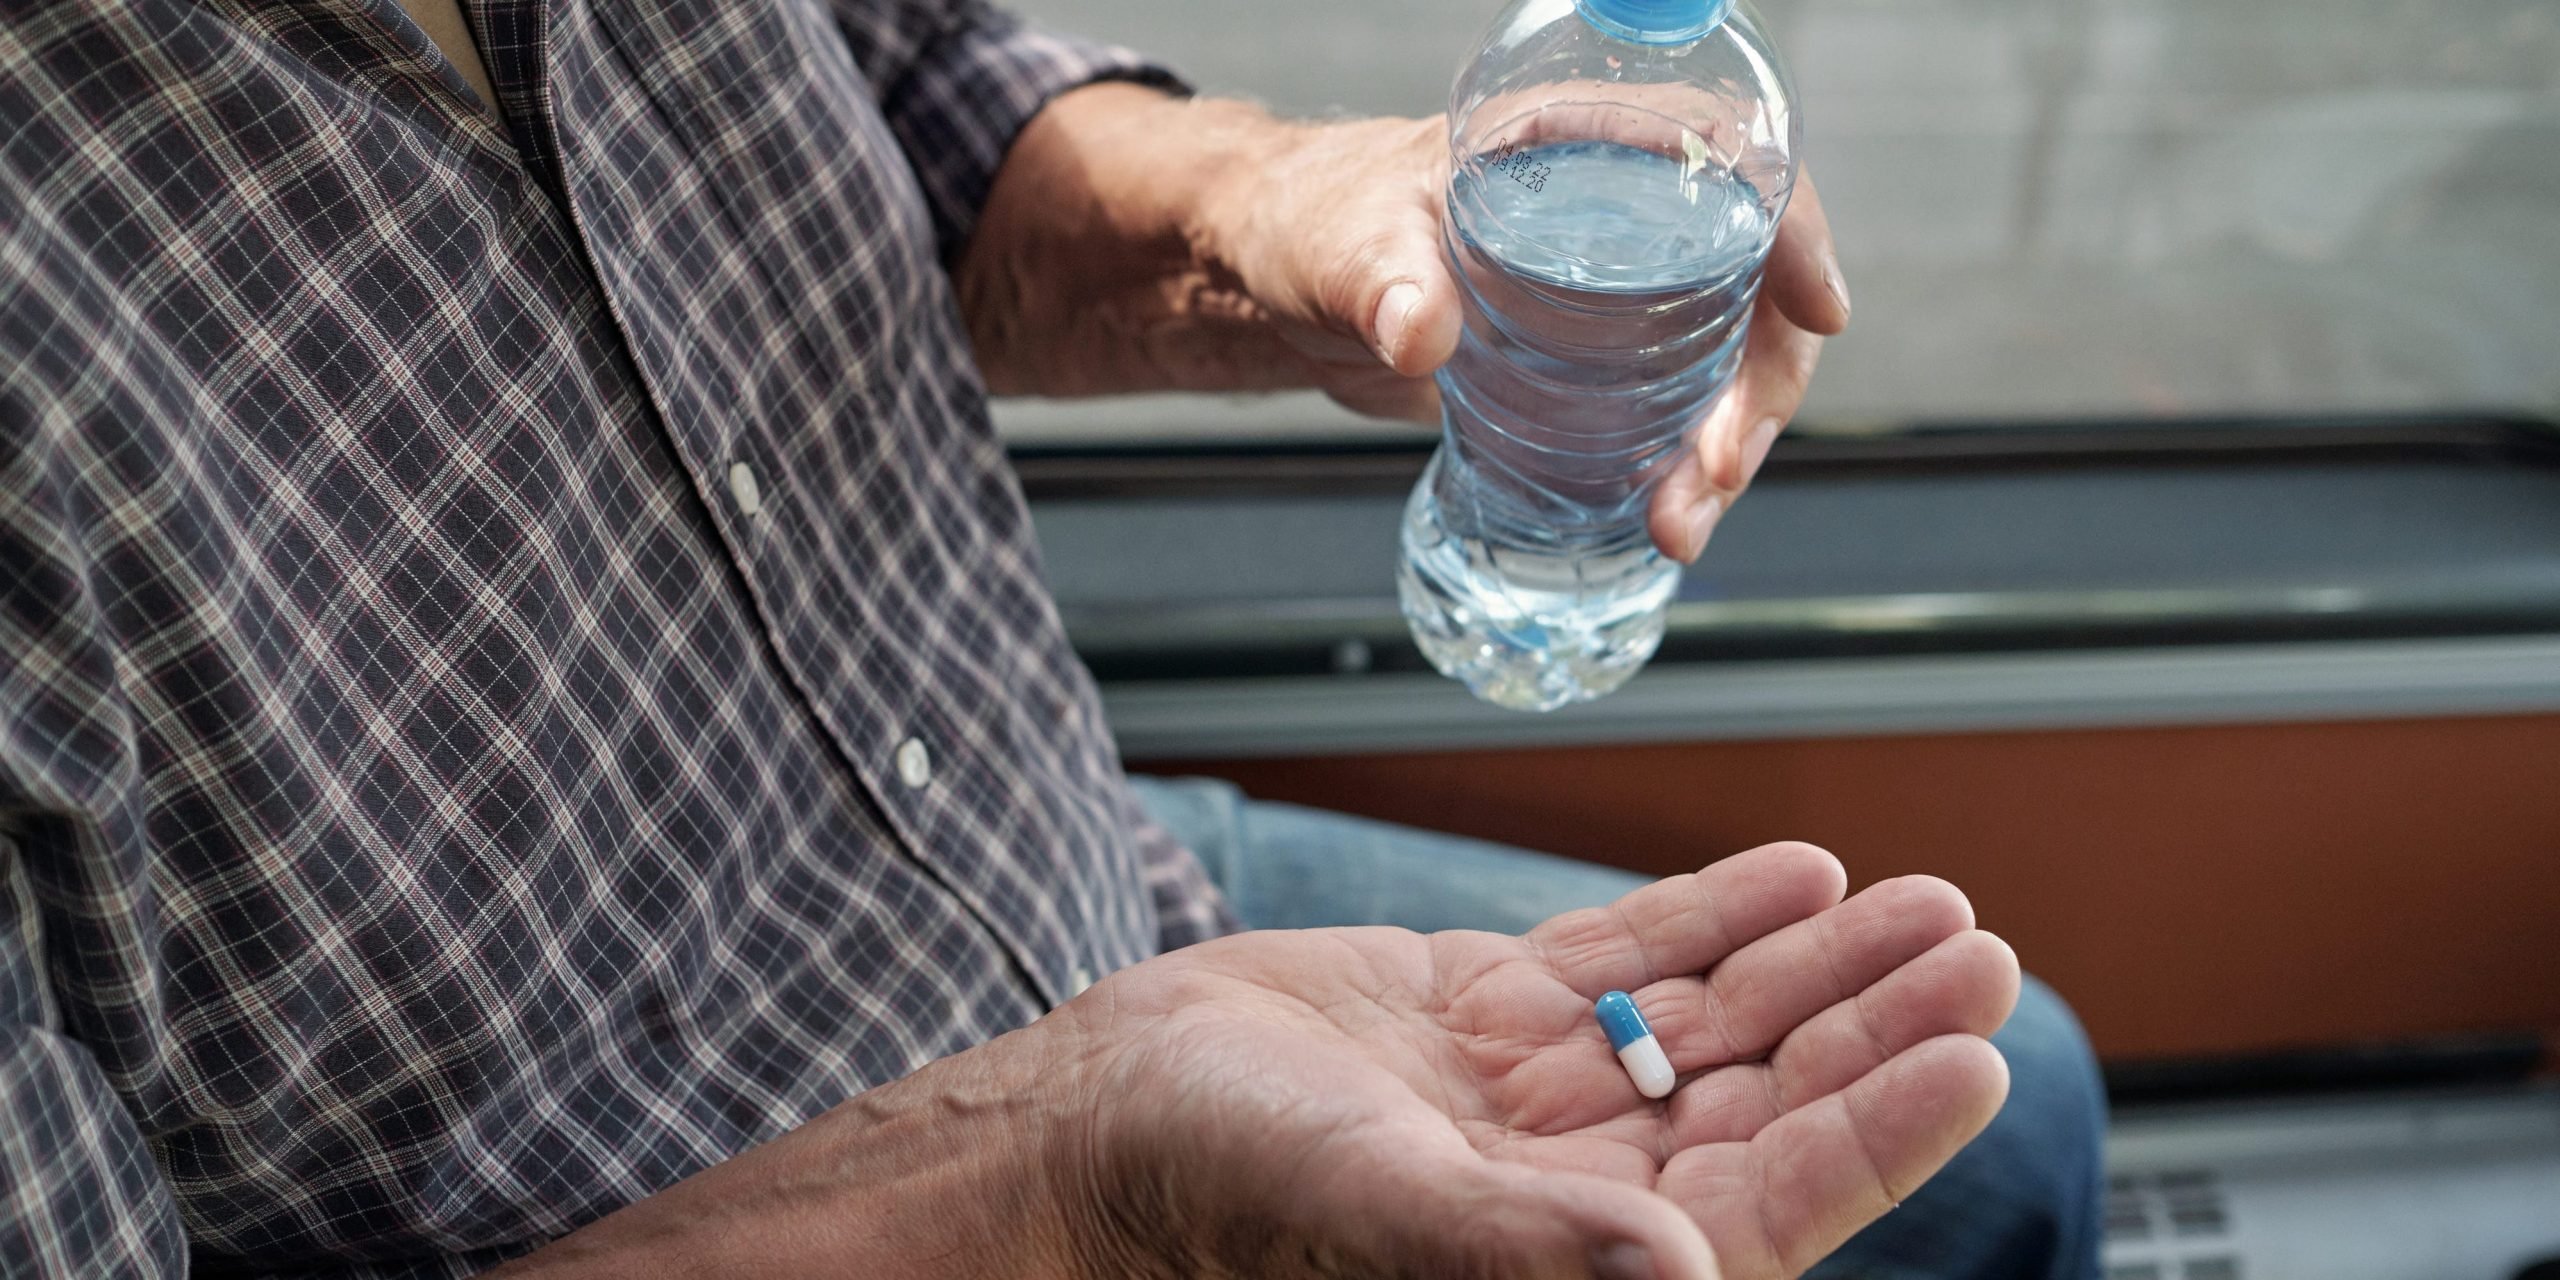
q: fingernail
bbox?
[1682,495,1724,563]
[1742,416,1784,480]
[1821,253,1851,319]
[1372,281,1423,366]
[1591,1242,1657,1280]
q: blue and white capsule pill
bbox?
[1595,990,1675,1099]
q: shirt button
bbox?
[726,460,763,517]
[894,737,931,789]
[1071,967,1094,997]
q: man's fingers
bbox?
[1494,1168,1723,1280]
[1528,843,1847,998]
[1765,931,2019,1112]
[1362,265,1465,378]
[1643,174,1842,562]
[1214,113,1460,390]
[1646,302,1824,562]
[1663,930,2021,1146]
[1657,1035,2011,1280]
[1294,119,1460,378]
[1632,876,1979,1070]
[1723,296,1828,452]
[1761,173,1848,337]
[1747,1035,2011,1276]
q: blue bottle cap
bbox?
[1593,990,1654,1051]
[1574,0,1735,45]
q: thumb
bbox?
[1359,262,1465,379]
[1234,114,1463,377]
[1503,1167,1723,1280]
[1331,1148,1721,1280]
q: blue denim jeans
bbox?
[1130,775,2106,1280]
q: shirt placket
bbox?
[508,0,1089,1008]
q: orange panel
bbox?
[1141,713,2560,1062]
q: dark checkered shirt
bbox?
[0,1,1233,1274]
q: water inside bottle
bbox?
[1399,132,1772,711]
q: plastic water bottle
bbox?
[1397,0,1801,711]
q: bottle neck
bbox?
[1572,0,1737,46]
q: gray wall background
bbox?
[993,0,2560,443]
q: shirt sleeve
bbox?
[0,855,186,1277]
[1116,784,1240,952]
[824,0,1186,261]
[1,217,188,1275]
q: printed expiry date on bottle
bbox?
[1487,140,1553,193]
[1487,128,1720,203]
[1399,0,1797,712]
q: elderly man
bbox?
[0,0,2103,1275]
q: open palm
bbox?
[1059,843,2019,1280]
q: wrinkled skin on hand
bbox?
[959,85,1852,567]
[487,845,2011,1280]
[1047,844,2016,1280]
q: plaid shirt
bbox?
[0,1,1232,1274]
